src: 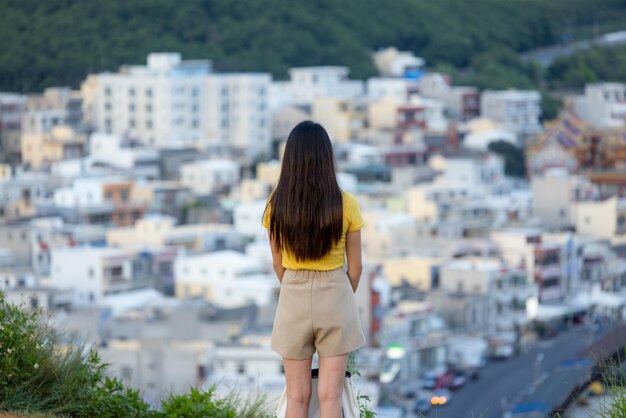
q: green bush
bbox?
[0,292,153,417]
[1,291,372,417]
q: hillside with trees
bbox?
[0,0,625,92]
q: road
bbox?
[419,325,598,418]
[520,30,626,67]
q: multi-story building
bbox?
[47,176,147,226]
[132,181,193,219]
[311,97,367,142]
[568,83,626,129]
[491,229,563,301]
[419,73,480,122]
[436,259,533,334]
[173,250,277,308]
[575,196,626,241]
[50,246,141,305]
[480,89,542,140]
[90,133,160,179]
[382,256,443,291]
[366,78,409,102]
[531,169,597,229]
[0,172,50,223]
[377,301,448,385]
[180,159,240,196]
[361,211,417,262]
[82,53,271,160]
[22,87,83,134]
[0,93,25,165]
[21,126,87,171]
[269,66,364,111]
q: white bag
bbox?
[276,368,360,418]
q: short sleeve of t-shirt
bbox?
[345,192,364,232]
[262,203,271,229]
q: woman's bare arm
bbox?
[269,233,286,283]
[345,230,363,293]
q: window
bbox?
[129,119,136,129]
[129,88,135,96]
[237,363,246,374]
[129,103,135,112]
[146,88,152,97]
[105,102,111,111]
[146,120,153,129]
[146,104,152,113]
[88,268,94,278]
[192,119,199,128]
[104,86,112,96]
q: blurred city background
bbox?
[2,1,626,417]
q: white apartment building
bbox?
[90,133,159,179]
[174,250,277,308]
[531,169,597,229]
[575,196,626,241]
[233,199,268,240]
[569,83,626,129]
[366,77,409,101]
[180,158,240,195]
[82,53,271,160]
[428,153,505,190]
[438,259,533,334]
[480,90,542,139]
[491,229,562,301]
[269,66,364,110]
[50,246,136,305]
[53,176,116,207]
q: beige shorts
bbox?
[271,267,366,360]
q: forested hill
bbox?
[1,0,626,92]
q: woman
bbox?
[262,120,366,418]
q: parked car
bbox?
[414,398,432,415]
[449,371,466,390]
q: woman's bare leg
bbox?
[318,353,349,418]
[284,356,313,418]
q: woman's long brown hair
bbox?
[264,121,343,261]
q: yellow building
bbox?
[311,97,366,142]
[383,256,443,290]
[21,126,86,170]
[256,160,281,186]
[368,97,400,130]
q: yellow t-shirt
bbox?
[262,191,364,271]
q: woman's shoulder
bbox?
[341,190,360,209]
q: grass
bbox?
[1,291,375,417]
